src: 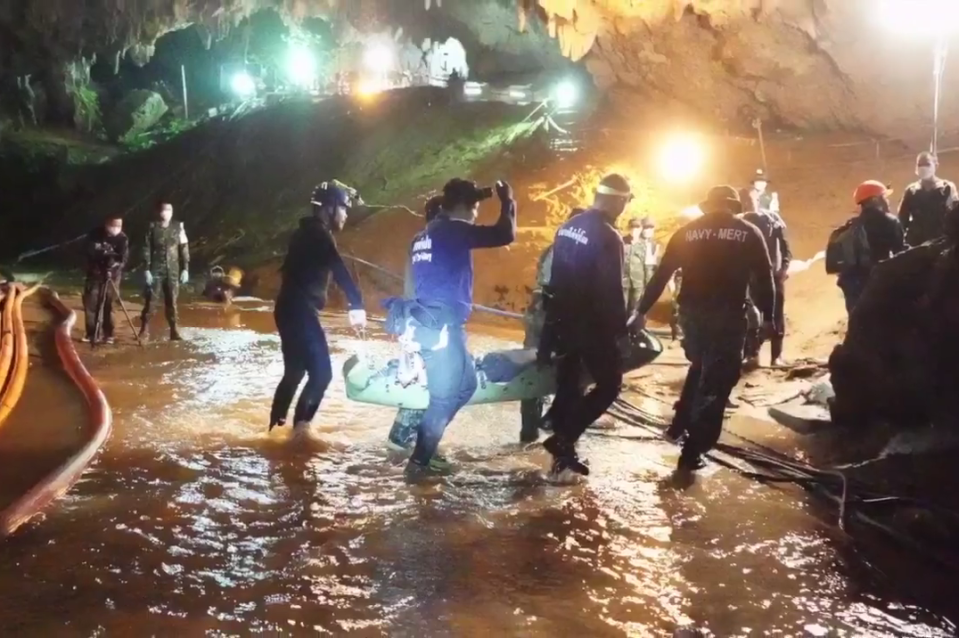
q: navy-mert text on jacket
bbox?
[638,211,775,320]
[278,216,362,310]
[548,208,627,337]
[409,199,516,323]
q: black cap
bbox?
[750,168,770,183]
[700,184,743,215]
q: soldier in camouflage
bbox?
[623,216,661,315]
[140,201,190,341]
[520,238,556,443]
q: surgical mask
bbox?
[106,224,122,236]
[159,206,173,223]
[917,166,935,180]
[753,180,767,193]
[641,228,654,239]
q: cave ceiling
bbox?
[1,0,956,140]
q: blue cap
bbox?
[311,183,351,208]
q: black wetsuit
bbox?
[270,216,362,428]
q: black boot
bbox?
[138,321,150,341]
[543,435,590,476]
[170,324,182,341]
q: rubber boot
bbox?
[543,435,589,477]
[138,321,150,342]
[170,324,183,341]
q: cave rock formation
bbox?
[829,238,959,429]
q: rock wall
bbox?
[829,238,959,429]
[3,1,956,138]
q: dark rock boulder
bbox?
[105,90,167,142]
[829,238,959,429]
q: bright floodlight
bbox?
[364,44,393,72]
[231,72,256,97]
[680,205,704,219]
[554,79,578,108]
[878,0,959,36]
[657,135,706,184]
[287,44,317,86]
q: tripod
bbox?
[91,274,144,348]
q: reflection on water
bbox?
[0,302,954,636]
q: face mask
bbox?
[630,229,642,242]
[332,206,348,231]
[753,181,767,193]
[106,224,122,236]
[159,207,173,223]
[641,228,654,239]
[917,166,935,180]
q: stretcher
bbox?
[342,331,664,410]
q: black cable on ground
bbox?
[606,397,959,572]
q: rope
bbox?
[342,254,525,320]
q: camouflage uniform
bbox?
[519,244,554,442]
[623,238,661,314]
[141,221,189,329]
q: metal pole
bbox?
[181,64,189,120]
[753,118,768,172]
[932,35,948,156]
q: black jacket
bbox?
[742,210,792,274]
[861,206,906,265]
[638,210,775,320]
[84,228,129,280]
[278,216,362,310]
[897,179,957,246]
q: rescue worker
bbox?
[400,178,516,480]
[835,181,905,314]
[202,267,243,305]
[898,152,958,246]
[541,174,633,477]
[742,173,792,368]
[270,183,367,435]
[82,215,129,343]
[623,216,662,316]
[140,201,189,341]
[386,195,446,459]
[520,207,585,443]
[633,185,775,472]
[668,270,682,341]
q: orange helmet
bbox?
[854,180,892,205]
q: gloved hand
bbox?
[495,180,513,202]
[348,309,367,329]
[144,271,154,287]
[180,270,189,285]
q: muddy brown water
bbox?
[0,299,955,636]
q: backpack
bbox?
[825,217,870,275]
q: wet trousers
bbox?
[520,313,545,441]
[83,276,117,339]
[552,328,623,446]
[672,309,747,458]
[270,295,332,426]
[141,272,179,328]
[744,281,784,360]
[410,324,477,466]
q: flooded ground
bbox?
[0,299,955,636]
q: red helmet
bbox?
[853,180,892,205]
